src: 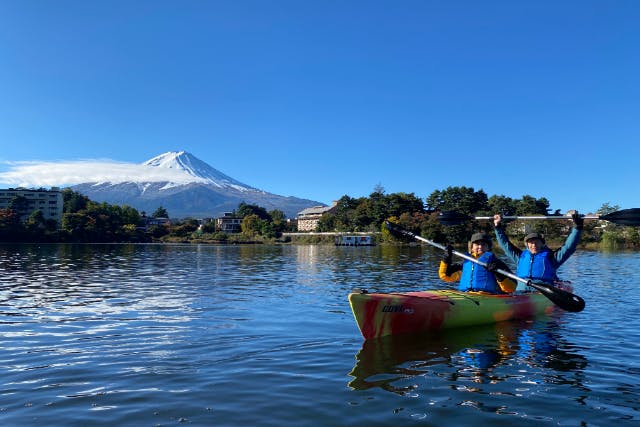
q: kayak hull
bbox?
[348,289,558,339]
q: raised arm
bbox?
[553,210,583,266]
[493,214,522,264]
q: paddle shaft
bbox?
[439,208,640,226]
[474,215,599,221]
[473,215,602,220]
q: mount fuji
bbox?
[70,151,324,219]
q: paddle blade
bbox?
[527,281,585,312]
[438,211,472,226]
[600,208,640,226]
[384,221,414,239]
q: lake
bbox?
[1,243,639,426]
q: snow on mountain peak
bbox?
[142,151,255,191]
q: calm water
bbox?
[0,244,639,426]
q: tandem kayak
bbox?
[348,288,563,340]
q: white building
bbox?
[335,235,374,246]
[0,187,64,226]
[296,203,337,232]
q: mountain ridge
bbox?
[70,151,324,219]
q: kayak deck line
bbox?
[367,289,492,306]
[384,291,457,305]
[439,290,482,305]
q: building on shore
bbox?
[216,212,243,233]
[334,235,374,246]
[0,187,64,226]
[142,216,171,229]
[296,203,337,232]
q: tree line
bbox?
[318,186,555,238]
[318,186,636,248]
[0,189,295,243]
[0,186,637,247]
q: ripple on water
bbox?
[0,245,639,426]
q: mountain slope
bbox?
[70,151,323,218]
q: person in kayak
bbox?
[439,232,516,294]
[493,211,583,291]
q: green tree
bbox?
[241,214,262,237]
[332,195,359,231]
[60,200,144,242]
[353,199,374,231]
[425,186,489,214]
[366,189,388,227]
[119,205,141,227]
[61,212,86,240]
[386,192,425,217]
[148,224,170,238]
[396,212,428,235]
[171,218,199,237]
[597,203,620,215]
[121,224,138,238]
[0,208,22,240]
[596,203,624,248]
[201,221,218,233]
[514,195,549,215]
[62,189,89,213]
[237,203,270,220]
[260,221,277,238]
[268,209,287,234]
[420,212,448,243]
[24,210,46,234]
[487,195,516,216]
[316,213,337,232]
[152,206,169,218]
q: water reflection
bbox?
[348,320,588,395]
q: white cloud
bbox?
[0,160,207,187]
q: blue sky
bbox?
[1,1,638,214]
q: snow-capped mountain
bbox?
[71,151,323,219]
[142,151,256,191]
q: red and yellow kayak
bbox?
[348,288,559,340]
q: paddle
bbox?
[384,221,585,313]
[438,208,640,227]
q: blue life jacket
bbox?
[458,252,502,293]
[516,248,557,283]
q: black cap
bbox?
[470,232,491,244]
[524,232,545,243]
